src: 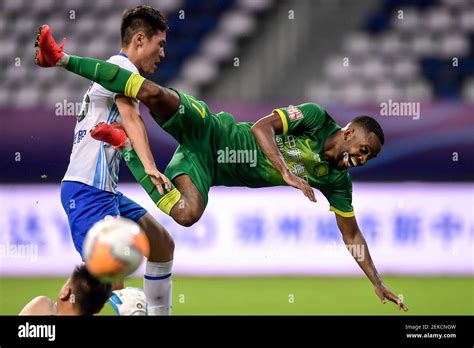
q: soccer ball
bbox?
[82,216,150,282]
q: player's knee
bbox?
[173,214,195,227]
[170,194,204,227]
[137,213,175,255]
[164,231,175,253]
[172,210,201,227]
[153,225,175,253]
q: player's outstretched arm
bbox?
[251,112,316,202]
[116,95,171,194]
[335,214,409,311]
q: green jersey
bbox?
[153,91,354,217]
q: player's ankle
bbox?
[56,53,70,67]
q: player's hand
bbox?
[281,170,316,202]
[145,167,172,195]
[374,284,408,312]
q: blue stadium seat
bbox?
[363,0,474,99]
[421,58,463,98]
[151,0,235,84]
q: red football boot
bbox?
[35,24,66,67]
[90,122,127,149]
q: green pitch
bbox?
[0,276,472,315]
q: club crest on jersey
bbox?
[313,163,329,177]
[286,105,303,122]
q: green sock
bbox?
[65,55,145,98]
[123,149,181,215]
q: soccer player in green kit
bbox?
[36,24,408,312]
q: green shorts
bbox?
[150,90,219,206]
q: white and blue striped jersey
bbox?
[62,54,139,193]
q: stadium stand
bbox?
[306,0,474,103]
[1,0,474,105]
[0,0,274,106]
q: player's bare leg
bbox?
[169,175,206,227]
[138,213,174,262]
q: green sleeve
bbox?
[321,173,355,217]
[273,103,326,135]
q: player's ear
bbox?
[135,32,145,46]
[59,286,72,301]
[344,127,354,140]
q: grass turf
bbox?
[1,276,472,315]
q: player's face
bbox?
[138,30,166,75]
[334,126,382,170]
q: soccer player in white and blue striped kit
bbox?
[60,5,174,315]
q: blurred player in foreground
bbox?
[35,6,175,315]
[35,24,408,312]
[19,265,147,316]
[19,265,111,315]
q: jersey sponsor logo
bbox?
[283,135,297,148]
[77,82,94,122]
[275,136,285,152]
[286,105,303,122]
[73,130,87,145]
[290,163,306,176]
[287,149,302,162]
[77,94,90,122]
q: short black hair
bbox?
[120,5,169,46]
[70,265,112,316]
[351,115,385,145]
